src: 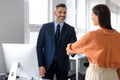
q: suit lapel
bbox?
[50,22,55,44]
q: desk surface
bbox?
[69,54,86,80]
[16,77,50,80]
[69,54,86,60]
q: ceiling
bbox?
[110,0,120,7]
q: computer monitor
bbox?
[2,43,41,80]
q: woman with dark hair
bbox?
[66,4,120,80]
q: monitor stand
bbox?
[7,62,19,80]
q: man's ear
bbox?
[53,10,56,16]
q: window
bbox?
[66,0,76,27]
[24,0,53,44]
[66,0,87,39]
[111,12,117,30]
[29,0,48,25]
[77,0,87,32]
[89,0,106,31]
[117,14,120,32]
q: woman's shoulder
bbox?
[85,30,97,36]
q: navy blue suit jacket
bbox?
[36,22,77,72]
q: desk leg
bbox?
[76,59,79,80]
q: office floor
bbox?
[69,72,85,80]
[53,73,85,80]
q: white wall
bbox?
[0,0,24,73]
[53,0,66,9]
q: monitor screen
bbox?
[2,43,40,80]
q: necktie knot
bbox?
[57,24,60,30]
[56,24,60,34]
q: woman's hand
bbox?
[66,43,74,55]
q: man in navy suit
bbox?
[36,3,77,80]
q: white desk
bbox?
[69,54,86,80]
[16,77,50,80]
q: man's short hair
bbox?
[56,3,66,9]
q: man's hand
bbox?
[39,66,46,77]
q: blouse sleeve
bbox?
[66,32,92,54]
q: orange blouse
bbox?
[66,28,120,68]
